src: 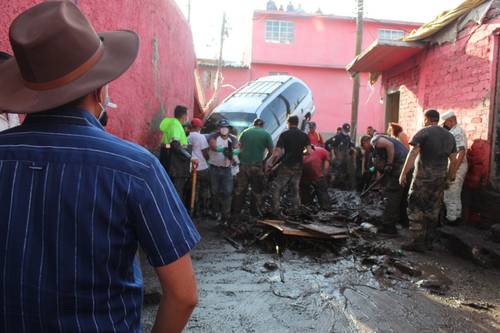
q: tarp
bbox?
[403,0,487,41]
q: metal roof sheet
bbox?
[346,39,425,73]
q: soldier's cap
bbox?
[342,123,351,131]
[440,111,456,123]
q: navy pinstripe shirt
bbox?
[0,107,200,332]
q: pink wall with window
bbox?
[249,11,420,136]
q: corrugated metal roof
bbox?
[346,39,425,73]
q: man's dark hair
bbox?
[174,105,188,119]
[287,115,299,126]
[424,109,440,122]
[360,135,371,145]
[253,118,264,127]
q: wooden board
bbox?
[301,223,348,235]
[257,220,347,240]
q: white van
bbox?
[206,75,315,143]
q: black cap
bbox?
[342,123,351,131]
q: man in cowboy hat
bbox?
[0,2,199,333]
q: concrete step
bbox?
[439,225,500,269]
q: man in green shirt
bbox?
[159,105,192,200]
[233,118,274,217]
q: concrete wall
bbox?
[383,20,500,143]
[0,0,196,150]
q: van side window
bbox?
[281,82,308,112]
[261,99,285,134]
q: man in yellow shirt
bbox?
[159,105,192,198]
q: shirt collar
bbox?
[24,106,104,130]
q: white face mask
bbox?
[220,127,229,136]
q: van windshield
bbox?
[206,112,257,136]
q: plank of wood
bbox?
[301,223,348,235]
[257,220,347,240]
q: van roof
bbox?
[231,75,293,99]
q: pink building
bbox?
[200,10,420,137]
[348,1,500,222]
[252,10,421,136]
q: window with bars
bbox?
[377,29,405,41]
[265,20,295,44]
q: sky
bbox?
[174,0,465,62]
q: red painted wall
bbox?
[0,0,196,150]
[383,20,500,143]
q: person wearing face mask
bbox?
[441,111,468,225]
[0,2,199,332]
[208,119,239,223]
[159,105,193,200]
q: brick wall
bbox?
[383,18,500,144]
[384,64,421,137]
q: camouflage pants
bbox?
[233,164,266,214]
[407,166,447,243]
[300,176,330,210]
[381,162,405,227]
[271,164,302,214]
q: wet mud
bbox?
[141,221,500,332]
[141,189,500,332]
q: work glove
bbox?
[383,163,393,175]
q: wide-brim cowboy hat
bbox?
[0,1,139,113]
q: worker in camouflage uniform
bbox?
[268,115,312,218]
[399,110,457,252]
[361,134,409,235]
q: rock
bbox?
[361,222,378,233]
[264,262,279,271]
[390,259,422,277]
[416,275,450,294]
[490,224,500,243]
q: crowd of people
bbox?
[159,106,467,253]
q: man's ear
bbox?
[94,86,105,105]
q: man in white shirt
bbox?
[442,111,468,224]
[188,118,210,216]
[0,52,20,132]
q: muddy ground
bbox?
[141,190,500,333]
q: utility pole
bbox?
[217,12,227,70]
[350,0,364,142]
